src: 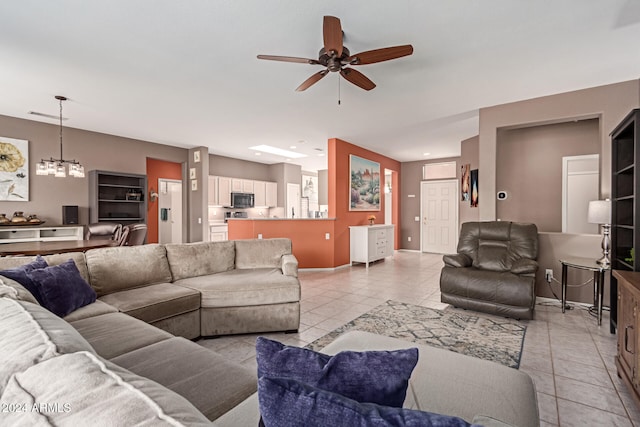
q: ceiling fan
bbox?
[257,16,413,92]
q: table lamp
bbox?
[587,199,611,266]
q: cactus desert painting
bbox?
[350,155,380,211]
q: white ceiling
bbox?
[1,1,640,172]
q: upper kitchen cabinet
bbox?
[208,176,219,205]
[254,181,266,207]
[231,178,254,193]
[218,176,232,206]
[266,182,277,207]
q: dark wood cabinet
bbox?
[611,109,640,333]
[89,170,147,225]
[613,270,640,407]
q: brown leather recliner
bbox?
[440,221,539,320]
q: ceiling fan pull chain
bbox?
[338,74,341,105]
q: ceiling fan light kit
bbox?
[258,15,413,92]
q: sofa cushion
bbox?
[234,238,292,269]
[165,241,236,281]
[175,268,300,308]
[0,298,94,394]
[0,275,40,305]
[63,299,119,322]
[321,331,539,427]
[256,337,418,407]
[1,351,210,426]
[69,312,172,359]
[27,258,97,317]
[112,337,257,420]
[258,377,472,427]
[99,283,201,323]
[85,244,173,297]
[0,255,48,303]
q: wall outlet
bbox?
[414,216,420,222]
[545,269,553,283]
[325,233,330,240]
[408,236,412,242]
[257,234,263,239]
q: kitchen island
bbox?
[227,218,338,269]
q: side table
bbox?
[559,256,610,326]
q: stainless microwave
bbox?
[231,192,254,208]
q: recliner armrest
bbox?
[442,253,472,268]
[281,254,298,278]
[511,259,538,275]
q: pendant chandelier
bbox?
[35,95,84,178]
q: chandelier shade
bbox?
[35,96,84,178]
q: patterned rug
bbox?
[307,300,527,368]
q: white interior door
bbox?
[158,179,183,244]
[562,154,599,234]
[421,180,458,254]
[286,183,301,219]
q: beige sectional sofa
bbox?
[0,238,540,426]
[0,238,300,423]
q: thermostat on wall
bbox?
[497,191,508,200]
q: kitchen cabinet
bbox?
[208,176,219,205]
[254,181,266,207]
[231,179,253,193]
[349,225,394,268]
[209,176,275,207]
[218,177,232,207]
[266,182,277,207]
[613,270,640,408]
[209,224,228,241]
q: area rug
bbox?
[307,300,526,368]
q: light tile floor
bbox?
[198,251,640,426]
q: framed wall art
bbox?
[349,154,380,211]
[470,169,479,208]
[0,136,29,201]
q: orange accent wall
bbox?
[146,158,182,243]
[228,219,336,268]
[328,138,401,267]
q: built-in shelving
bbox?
[89,170,147,225]
[611,109,640,334]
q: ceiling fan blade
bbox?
[323,16,343,57]
[296,70,329,92]
[257,55,319,65]
[340,68,376,91]
[347,45,414,65]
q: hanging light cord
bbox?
[59,96,64,161]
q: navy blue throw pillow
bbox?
[258,377,474,427]
[26,259,96,317]
[0,255,48,304]
[256,337,418,407]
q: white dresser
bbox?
[349,224,394,268]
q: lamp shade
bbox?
[587,200,611,225]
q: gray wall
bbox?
[209,154,272,180]
[496,119,599,232]
[399,136,479,251]
[0,114,187,226]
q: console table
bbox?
[349,225,394,268]
[559,256,609,326]
[0,225,83,244]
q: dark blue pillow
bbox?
[0,255,48,304]
[258,377,474,427]
[26,259,96,317]
[256,337,418,407]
